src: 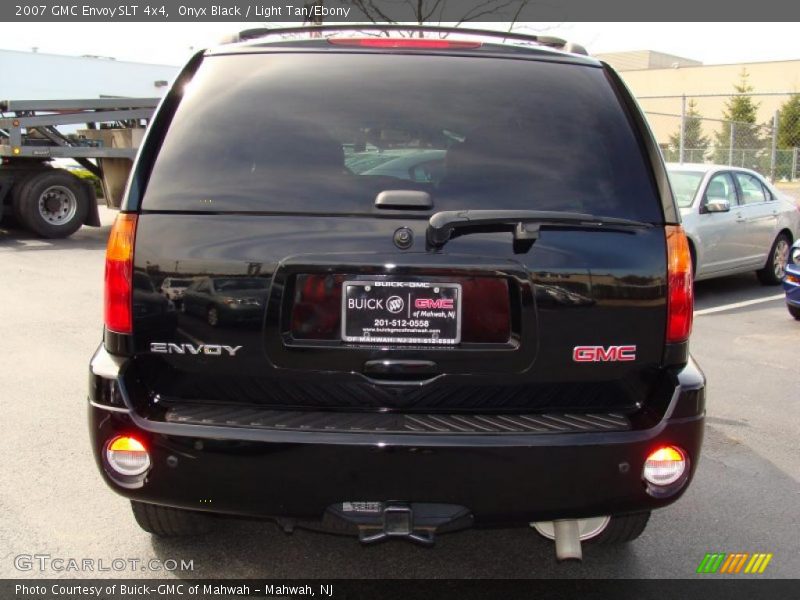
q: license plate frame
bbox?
[341,280,462,345]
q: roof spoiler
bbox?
[219,24,588,55]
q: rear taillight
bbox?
[460,278,511,343]
[327,38,482,50]
[291,274,343,339]
[643,445,687,486]
[106,435,150,477]
[104,214,137,334]
[665,225,693,343]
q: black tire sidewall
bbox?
[19,171,89,238]
[586,511,651,545]
[130,501,212,536]
[10,170,44,224]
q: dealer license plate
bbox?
[342,281,461,344]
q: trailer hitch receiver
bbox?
[324,501,472,546]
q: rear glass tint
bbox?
[142,53,661,221]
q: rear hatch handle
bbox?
[363,359,439,379]
[426,209,653,251]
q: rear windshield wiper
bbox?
[426,210,653,251]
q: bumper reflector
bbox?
[643,446,686,486]
[106,436,150,477]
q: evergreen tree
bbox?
[774,94,800,179]
[777,94,800,149]
[669,99,709,161]
[713,70,764,164]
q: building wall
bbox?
[0,49,179,99]
[596,50,701,72]
[614,59,800,146]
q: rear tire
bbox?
[131,501,213,537]
[18,170,89,238]
[8,170,43,226]
[757,233,791,285]
[588,512,650,545]
[789,304,800,320]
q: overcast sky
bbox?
[1,22,798,67]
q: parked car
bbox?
[361,149,446,183]
[88,26,704,561]
[783,240,800,319]
[182,276,269,326]
[131,272,177,336]
[159,277,192,302]
[666,163,799,284]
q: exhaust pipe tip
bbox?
[532,516,610,562]
[553,519,583,562]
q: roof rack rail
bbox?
[220,24,588,55]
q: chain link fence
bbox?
[638,93,800,182]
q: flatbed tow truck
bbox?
[0,97,157,237]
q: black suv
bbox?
[89,26,704,560]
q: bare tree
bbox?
[288,0,562,45]
[302,0,326,28]
[346,0,533,35]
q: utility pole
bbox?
[679,95,686,164]
[769,111,779,182]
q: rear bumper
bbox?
[88,347,705,523]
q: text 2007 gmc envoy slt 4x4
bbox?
[89,26,704,561]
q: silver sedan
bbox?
[666,163,799,284]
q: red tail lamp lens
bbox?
[665,225,693,343]
[328,38,482,50]
[291,274,343,340]
[104,214,137,334]
[460,278,511,343]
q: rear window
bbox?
[142,53,660,221]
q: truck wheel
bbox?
[756,233,791,285]
[18,170,89,238]
[589,512,650,545]
[131,501,213,537]
[9,171,43,225]
[207,306,220,327]
[788,304,800,320]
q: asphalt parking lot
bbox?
[1,206,798,579]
